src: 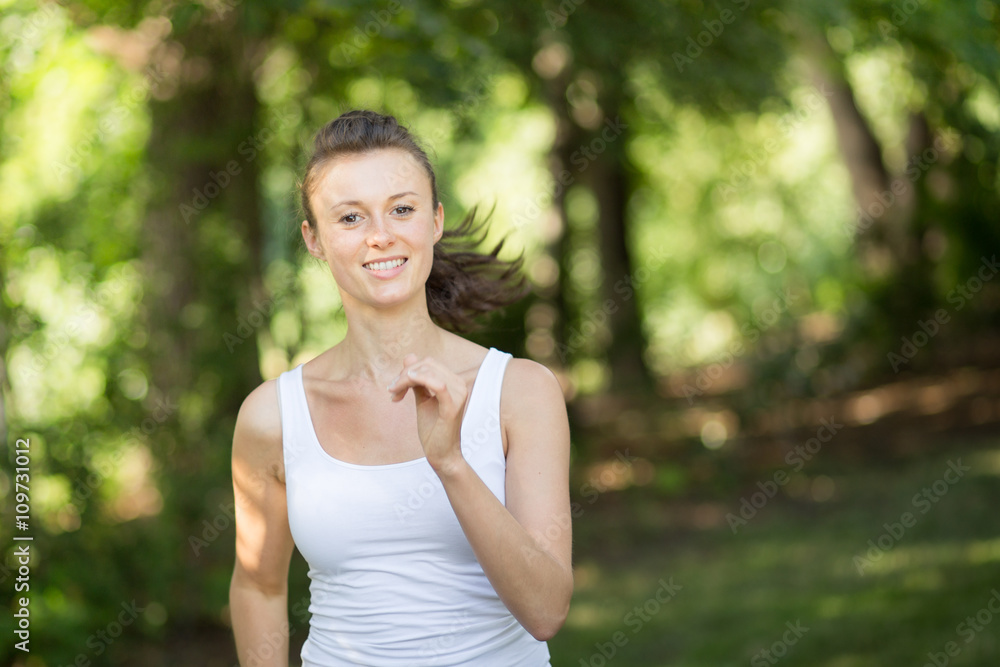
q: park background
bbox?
[2,0,1000,665]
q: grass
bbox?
[550,438,1000,666]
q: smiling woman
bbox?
[300,109,529,332]
[228,109,572,667]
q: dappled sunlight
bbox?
[563,600,623,632]
[747,367,1000,436]
[581,455,655,492]
[6,252,141,424]
[965,447,1000,476]
[964,537,1000,565]
[104,443,163,522]
[842,539,1000,578]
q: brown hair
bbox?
[299,109,529,332]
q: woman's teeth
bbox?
[364,258,406,271]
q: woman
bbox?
[229,109,573,666]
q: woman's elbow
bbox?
[527,579,572,641]
[528,608,569,642]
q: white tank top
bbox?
[276,347,552,666]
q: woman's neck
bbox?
[335,300,447,385]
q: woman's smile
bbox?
[362,256,408,279]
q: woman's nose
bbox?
[367,214,395,246]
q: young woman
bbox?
[228,110,573,666]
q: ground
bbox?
[116,432,1000,666]
[551,433,1000,666]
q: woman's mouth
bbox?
[363,257,408,278]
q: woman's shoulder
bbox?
[500,356,567,417]
[502,356,562,391]
[233,377,283,463]
[498,356,569,460]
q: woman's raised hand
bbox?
[388,353,469,474]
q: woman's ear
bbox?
[433,202,444,244]
[302,220,324,259]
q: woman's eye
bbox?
[340,212,361,224]
[393,205,414,215]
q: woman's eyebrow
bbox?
[330,191,418,209]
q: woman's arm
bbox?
[390,356,573,640]
[229,380,296,666]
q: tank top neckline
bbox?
[295,346,499,470]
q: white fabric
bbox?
[277,347,551,666]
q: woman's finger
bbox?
[389,365,459,408]
[387,365,432,396]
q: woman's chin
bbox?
[358,288,422,311]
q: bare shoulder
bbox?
[500,357,568,423]
[503,356,562,389]
[233,378,283,472]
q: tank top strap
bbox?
[460,348,512,465]
[481,347,513,417]
[276,364,312,472]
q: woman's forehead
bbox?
[315,149,431,203]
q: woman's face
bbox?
[302,148,444,313]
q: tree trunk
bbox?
[143,11,266,431]
[535,52,578,371]
[139,7,268,611]
[585,105,651,392]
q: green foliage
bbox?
[0,0,998,664]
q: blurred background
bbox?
[2,0,1000,665]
